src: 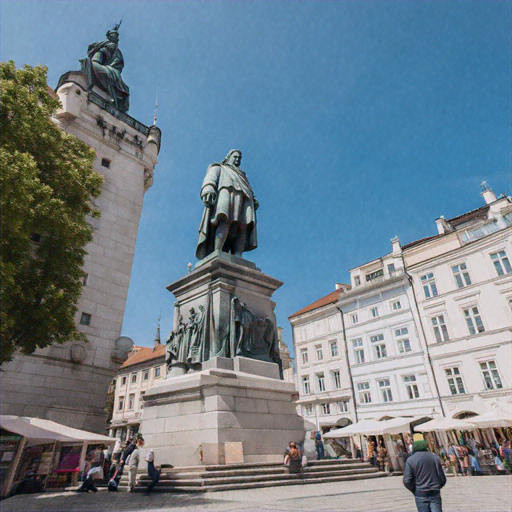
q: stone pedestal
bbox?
[140,357,305,466]
[140,254,305,466]
[166,252,284,372]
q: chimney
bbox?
[391,236,401,254]
[435,216,454,234]
[480,181,497,205]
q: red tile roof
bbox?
[289,288,347,319]
[121,344,165,369]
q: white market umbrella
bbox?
[381,416,430,435]
[469,405,512,429]
[324,419,383,438]
[415,417,477,432]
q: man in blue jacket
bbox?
[403,439,447,512]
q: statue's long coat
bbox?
[196,163,257,260]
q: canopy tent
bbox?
[415,417,477,432]
[0,415,115,445]
[469,405,512,429]
[323,419,383,438]
[379,416,431,435]
[323,417,431,438]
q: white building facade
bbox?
[403,186,512,419]
[289,286,355,430]
[290,186,511,435]
[109,344,167,442]
[339,246,441,423]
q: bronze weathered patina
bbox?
[196,150,258,260]
[81,21,130,112]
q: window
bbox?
[350,313,358,325]
[479,361,503,390]
[404,375,420,399]
[395,327,412,353]
[118,396,124,411]
[101,158,111,168]
[127,393,135,410]
[366,269,384,282]
[321,403,331,415]
[354,276,361,286]
[338,401,349,413]
[140,391,146,405]
[378,379,393,402]
[302,376,311,395]
[445,367,465,395]
[143,370,149,381]
[154,367,161,378]
[421,272,438,299]
[303,404,313,416]
[80,313,91,326]
[387,263,396,274]
[121,376,127,386]
[357,382,371,404]
[331,370,341,389]
[352,338,365,364]
[490,250,512,276]
[463,306,485,334]
[452,262,472,288]
[82,273,88,286]
[300,349,308,365]
[370,334,387,359]
[391,300,402,311]
[316,373,326,392]
[316,345,323,360]
[370,306,379,318]
[130,372,137,383]
[431,315,449,342]
[330,342,338,357]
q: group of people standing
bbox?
[76,435,161,495]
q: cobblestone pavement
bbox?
[1,476,510,512]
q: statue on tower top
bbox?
[81,21,130,113]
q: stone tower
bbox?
[0,32,161,433]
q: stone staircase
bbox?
[120,458,387,493]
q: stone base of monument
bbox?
[140,356,305,467]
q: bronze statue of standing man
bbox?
[196,150,258,260]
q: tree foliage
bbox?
[1,62,103,365]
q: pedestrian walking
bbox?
[127,437,145,492]
[143,448,161,496]
[315,432,324,460]
[403,439,446,512]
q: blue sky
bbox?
[2,1,511,353]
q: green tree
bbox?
[1,62,103,365]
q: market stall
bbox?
[0,415,115,497]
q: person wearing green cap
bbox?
[403,439,447,512]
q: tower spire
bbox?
[153,88,159,126]
[154,314,161,348]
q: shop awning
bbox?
[0,416,115,445]
[415,417,477,432]
[469,405,512,428]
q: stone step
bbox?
[127,470,388,493]
[163,467,380,487]
[150,462,371,480]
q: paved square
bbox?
[1,476,510,512]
